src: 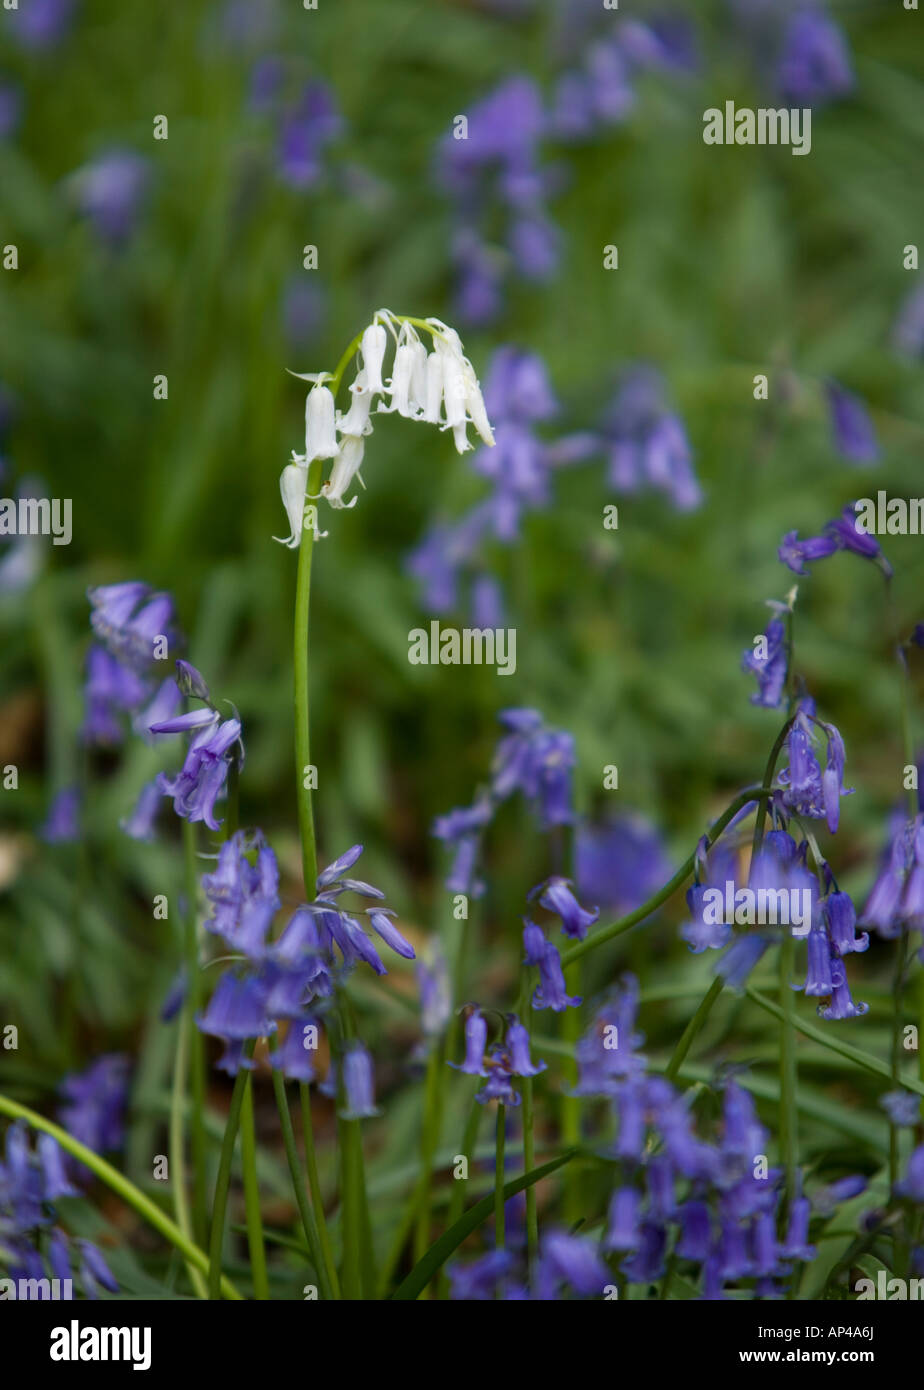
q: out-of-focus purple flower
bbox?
[202,830,280,959]
[82,644,149,745]
[605,1186,642,1251]
[197,972,276,1041]
[282,276,327,349]
[432,796,492,899]
[76,1239,119,1297]
[714,933,769,990]
[573,976,645,1093]
[535,1230,611,1300]
[39,787,81,844]
[598,366,701,511]
[896,1145,924,1202]
[58,1055,129,1164]
[120,778,164,843]
[549,38,635,140]
[67,150,150,244]
[277,81,342,190]
[576,812,672,918]
[881,1090,920,1128]
[826,381,879,465]
[483,346,558,425]
[8,0,77,49]
[777,10,853,107]
[339,1041,379,1120]
[448,1249,516,1301]
[742,617,788,709]
[269,1016,320,1083]
[417,954,451,1039]
[893,285,924,359]
[493,707,575,828]
[87,582,176,673]
[248,53,285,113]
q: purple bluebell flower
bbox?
[339,1042,379,1120]
[87,582,176,672]
[282,276,327,349]
[598,366,701,511]
[524,922,581,1012]
[893,285,924,359]
[277,81,342,189]
[604,1186,641,1251]
[505,1015,545,1078]
[576,812,672,918]
[535,1230,610,1300]
[742,617,788,708]
[896,1145,924,1202]
[448,1249,515,1301]
[778,529,839,576]
[202,832,280,959]
[825,506,893,577]
[37,1134,79,1200]
[881,1090,920,1127]
[798,927,834,997]
[777,10,853,107]
[493,708,575,828]
[76,1239,119,1297]
[197,973,276,1042]
[680,883,733,955]
[417,955,451,1039]
[622,1220,667,1284]
[531,875,599,941]
[862,815,912,938]
[573,976,645,1093]
[82,644,149,745]
[58,1055,129,1162]
[780,1196,816,1261]
[451,1008,488,1077]
[817,958,868,1021]
[822,891,868,956]
[308,844,413,973]
[269,1017,320,1083]
[714,933,769,990]
[826,381,879,464]
[121,778,164,842]
[812,1175,867,1216]
[154,712,241,831]
[432,797,492,899]
[39,787,81,844]
[68,149,150,244]
[778,709,851,829]
[676,1200,712,1261]
[9,0,77,49]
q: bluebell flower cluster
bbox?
[574,812,672,918]
[593,366,701,511]
[779,506,893,579]
[448,1228,610,1301]
[433,707,575,897]
[777,701,851,834]
[451,1008,545,1107]
[198,835,412,1098]
[0,1121,119,1299]
[863,810,924,960]
[84,582,182,747]
[729,0,854,108]
[57,1054,129,1184]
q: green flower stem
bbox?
[664,977,725,1082]
[561,786,775,969]
[182,818,208,1249]
[240,1076,269,1300]
[0,1091,241,1300]
[521,996,539,1270]
[169,1012,209,1298]
[745,987,924,1095]
[293,458,324,896]
[299,1081,340,1299]
[271,1070,333,1299]
[208,1042,255,1300]
[494,1103,506,1252]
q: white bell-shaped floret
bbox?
[439,351,470,453]
[360,322,388,395]
[463,361,495,447]
[305,383,340,461]
[408,339,429,417]
[321,434,365,509]
[379,341,417,417]
[421,351,444,424]
[338,368,375,436]
[273,463,309,548]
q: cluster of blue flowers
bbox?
[433,707,575,897]
[0,1122,119,1299]
[197,832,413,1113]
[407,350,700,623]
